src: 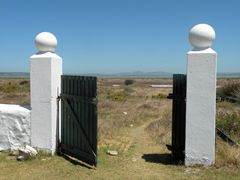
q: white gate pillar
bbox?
[30,32,62,154]
[185,24,217,166]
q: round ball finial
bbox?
[189,24,215,50]
[35,32,58,53]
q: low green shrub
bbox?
[18,82,30,93]
[217,112,240,138]
[109,91,128,101]
[104,88,129,101]
[124,79,135,86]
[2,83,18,93]
[19,80,29,85]
[0,81,30,94]
[152,93,168,99]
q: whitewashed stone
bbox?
[0,104,31,151]
[18,145,37,157]
[107,150,118,156]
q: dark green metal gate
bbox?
[167,74,186,162]
[59,75,97,166]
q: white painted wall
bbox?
[0,104,31,151]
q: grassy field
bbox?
[0,78,240,179]
[0,79,29,105]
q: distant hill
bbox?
[113,71,172,77]
[0,72,30,78]
[217,73,240,78]
[80,72,240,78]
[78,71,173,78]
[0,72,239,79]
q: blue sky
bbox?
[0,0,239,74]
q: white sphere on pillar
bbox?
[189,24,216,50]
[35,32,58,53]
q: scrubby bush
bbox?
[104,88,129,101]
[2,83,18,93]
[19,80,29,85]
[216,139,240,167]
[217,112,240,139]
[152,93,168,99]
[0,81,30,94]
[109,91,128,101]
[19,81,30,93]
[217,82,240,99]
[124,79,135,86]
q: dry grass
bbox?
[216,101,240,143]
[217,78,240,87]
[145,110,172,145]
[97,86,170,147]
[216,139,240,168]
[0,78,30,105]
[217,81,240,99]
[215,101,240,168]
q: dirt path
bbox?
[129,118,167,163]
[107,104,180,179]
[129,101,171,161]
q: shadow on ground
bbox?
[142,153,175,165]
[60,153,95,169]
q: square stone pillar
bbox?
[30,32,62,154]
[185,24,217,166]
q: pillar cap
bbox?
[35,32,58,53]
[189,24,215,50]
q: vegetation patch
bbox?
[216,111,240,142]
[217,82,240,99]
[124,79,135,86]
[100,88,133,102]
[1,78,240,178]
[0,81,29,94]
[152,93,168,99]
[216,139,240,168]
[0,79,30,104]
[145,111,171,145]
[2,83,18,93]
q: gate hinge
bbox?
[57,96,61,101]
